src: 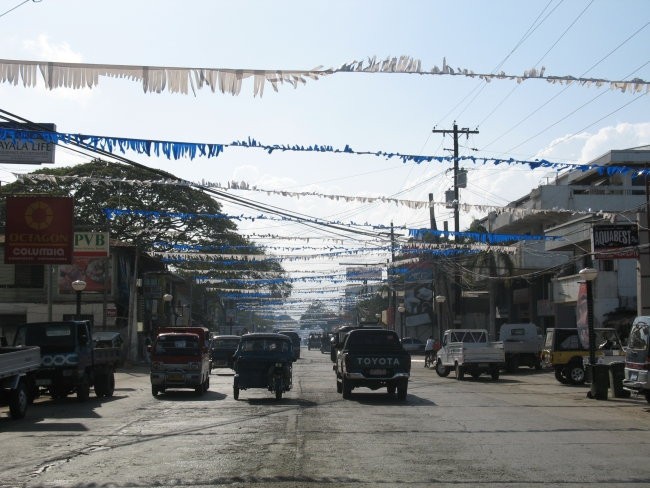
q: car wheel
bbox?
[566,363,585,385]
[471,371,481,380]
[151,385,159,397]
[397,381,408,400]
[490,366,500,381]
[554,367,569,384]
[436,360,450,377]
[456,364,465,381]
[645,391,650,404]
[387,385,396,396]
[9,380,28,419]
[94,373,106,398]
[233,386,239,400]
[336,379,342,394]
[342,378,352,399]
[77,375,90,402]
[105,372,115,397]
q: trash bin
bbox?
[609,362,630,398]
[587,363,609,400]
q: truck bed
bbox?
[0,346,41,379]
[447,342,505,363]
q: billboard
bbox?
[58,256,111,294]
[592,224,639,259]
[0,123,56,165]
[5,196,74,264]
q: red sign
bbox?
[5,196,74,264]
[576,282,590,349]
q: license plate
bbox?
[369,369,387,376]
[629,371,638,381]
[167,373,184,382]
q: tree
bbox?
[0,159,291,310]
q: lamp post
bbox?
[435,295,446,342]
[71,280,87,320]
[397,304,405,338]
[578,267,598,367]
[162,293,173,327]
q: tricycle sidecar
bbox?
[232,333,294,400]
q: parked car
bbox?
[542,327,624,385]
[401,337,425,354]
[498,323,543,372]
[307,333,322,350]
[210,335,240,370]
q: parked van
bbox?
[499,323,543,372]
[623,316,650,403]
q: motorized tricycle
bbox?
[232,333,294,400]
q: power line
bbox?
[0,0,40,19]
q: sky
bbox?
[1,0,649,319]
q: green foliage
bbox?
[0,160,290,296]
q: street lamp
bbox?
[397,303,405,338]
[578,267,598,367]
[435,295,446,342]
[71,280,87,320]
[162,293,173,327]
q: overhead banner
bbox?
[592,224,639,259]
[346,266,383,281]
[5,196,74,264]
[0,122,56,165]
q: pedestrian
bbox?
[424,336,434,367]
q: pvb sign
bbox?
[74,232,109,257]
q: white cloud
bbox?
[535,122,650,165]
[22,34,83,63]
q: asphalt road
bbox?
[1,348,649,488]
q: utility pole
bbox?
[432,122,479,323]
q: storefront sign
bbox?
[74,232,109,257]
[0,123,56,165]
[592,224,639,259]
[5,196,73,264]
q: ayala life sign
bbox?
[592,224,639,259]
[5,196,74,264]
[0,123,56,165]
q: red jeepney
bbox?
[149,327,211,396]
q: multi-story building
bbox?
[474,146,649,339]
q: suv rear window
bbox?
[345,331,402,351]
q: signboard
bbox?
[346,266,383,281]
[58,256,111,294]
[592,224,639,259]
[74,232,109,257]
[5,196,73,264]
[0,123,56,165]
[576,282,590,349]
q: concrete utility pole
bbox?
[431,123,479,322]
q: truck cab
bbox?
[623,316,650,403]
[13,321,119,401]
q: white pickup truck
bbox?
[0,345,41,419]
[435,329,505,381]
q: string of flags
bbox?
[6,127,645,174]
[1,55,646,97]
